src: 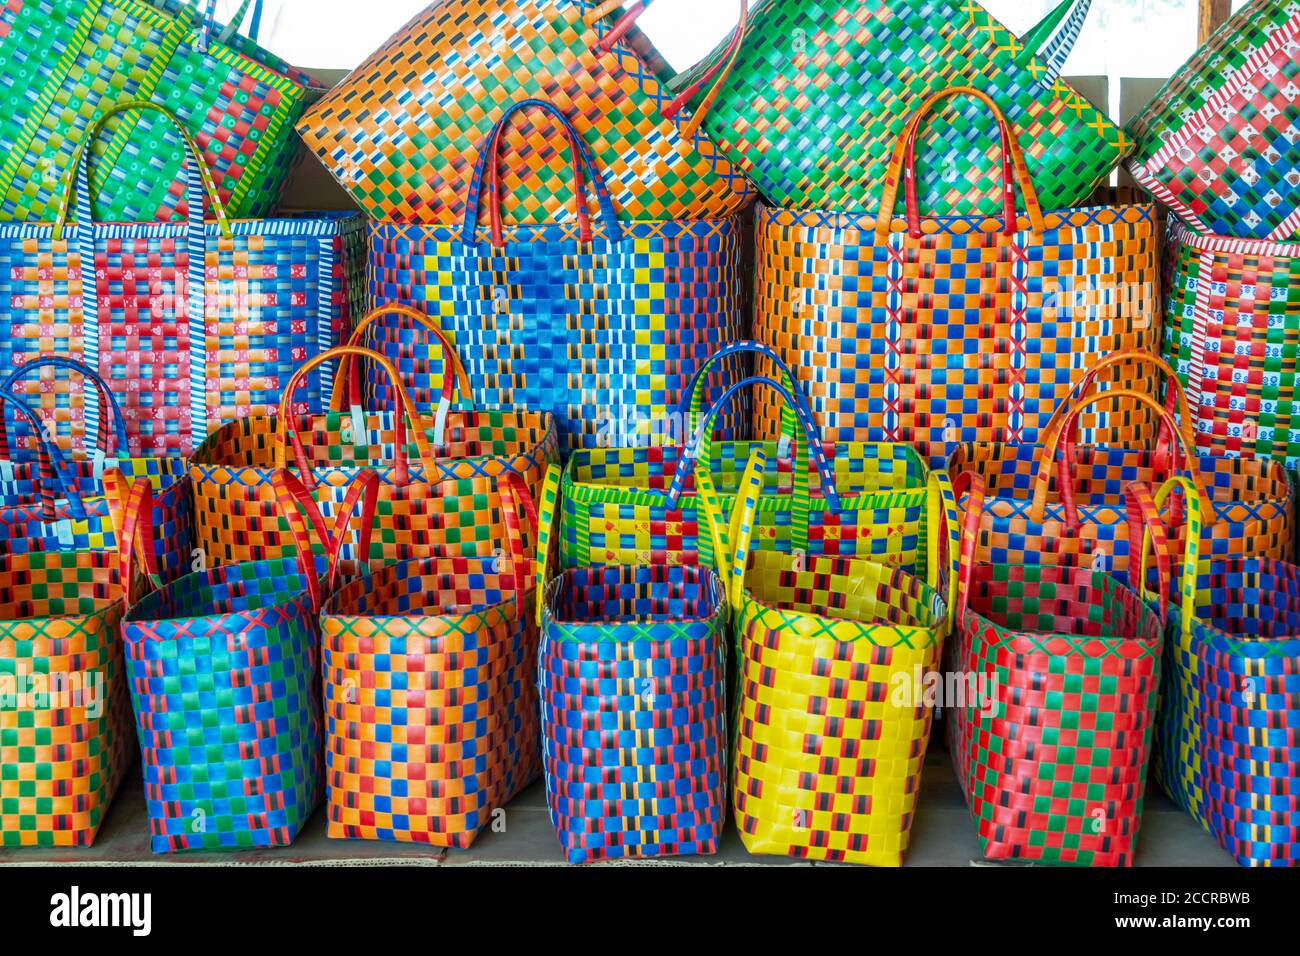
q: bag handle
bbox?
[0,388,86,522]
[498,471,539,620]
[274,346,439,489]
[1030,388,1206,525]
[272,467,381,614]
[114,475,165,614]
[339,305,473,447]
[534,462,563,628]
[930,470,962,635]
[461,99,621,248]
[677,341,800,451]
[199,0,265,47]
[1036,350,1189,473]
[1020,0,1092,83]
[0,356,131,464]
[875,86,1045,245]
[585,0,750,140]
[1140,475,1203,647]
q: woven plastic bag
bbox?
[0,0,316,222]
[949,352,1295,587]
[948,470,1167,866]
[0,99,364,458]
[1127,1,1300,240]
[752,87,1160,466]
[0,357,192,584]
[726,434,956,866]
[536,463,729,863]
[366,99,743,455]
[296,0,752,223]
[682,0,1125,215]
[1148,476,1300,867]
[117,466,378,853]
[0,548,134,847]
[191,343,558,568]
[1163,222,1300,467]
[563,345,933,577]
[321,471,542,847]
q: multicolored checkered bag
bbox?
[948,470,1166,866]
[191,344,558,568]
[949,355,1295,587]
[366,99,743,455]
[683,0,1125,214]
[296,0,752,223]
[1147,476,1300,867]
[0,100,365,458]
[321,471,542,847]
[1163,222,1300,467]
[563,345,933,576]
[536,464,728,864]
[1127,1,1300,240]
[751,87,1161,467]
[725,459,956,866]
[0,0,316,222]
[118,465,378,853]
[0,548,134,847]
[0,357,192,584]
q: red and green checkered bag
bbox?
[679,0,1126,214]
[948,469,1168,866]
[0,0,316,222]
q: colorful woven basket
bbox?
[751,87,1160,467]
[685,0,1125,215]
[296,0,752,223]
[118,467,378,853]
[0,357,192,584]
[563,347,934,579]
[948,470,1166,866]
[366,99,743,454]
[191,344,558,569]
[1164,222,1300,467]
[726,457,956,866]
[0,548,133,847]
[949,354,1296,587]
[0,0,315,223]
[321,472,542,847]
[537,461,729,864]
[0,100,364,458]
[1149,476,1300,867]
[1127,1,1300,240]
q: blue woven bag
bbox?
[362,98,742,456]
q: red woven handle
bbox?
[115,476,163,614]
[484,111,590,246]
[339,305,471,414]
[498,471,538,618]
[952,469,986,622]
[1125,481,1171,628]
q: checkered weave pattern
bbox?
[1163,224,1300,467]
[753,201,1162,467]
[122,554,322,853]
[295,0,752,223]
[0,549,131,847]
[322,554,540,847]
[1127,1,1300,240]
[191,346,559,569]
[687,0,1125,215]
[0,0,314,222]
[0,358,192,583]
[731,550,947,866]
[368,216,743,456]
[539,564,727,864]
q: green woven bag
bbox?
[679,0,1128,214]
[0,0,316,222]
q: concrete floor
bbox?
[0,752,1235,868]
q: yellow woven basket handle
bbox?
[535,462,563,628]
[1141,474,1203,647]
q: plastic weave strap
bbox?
[275,346,439,489]
[461,98,621,247]
[877,86,1046,245]
[1036,349,1188,476]
[680,339,801,455]
[207,0,265,45]
[668,375,840,554]
[1142,475,1203,648]
[0,389,85,521]
[498,470,539,617]
[929,469,961,634]
[340,305,473,447]
[1124,481,1172,629]
[273,467,380,612]
[0,355,131,463]
[1019,0,1093,83]
[535,462,563,628]
[953,469,987,621]
[55,100,233,450]
[726,446,768,610]
[116,475,165,613]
